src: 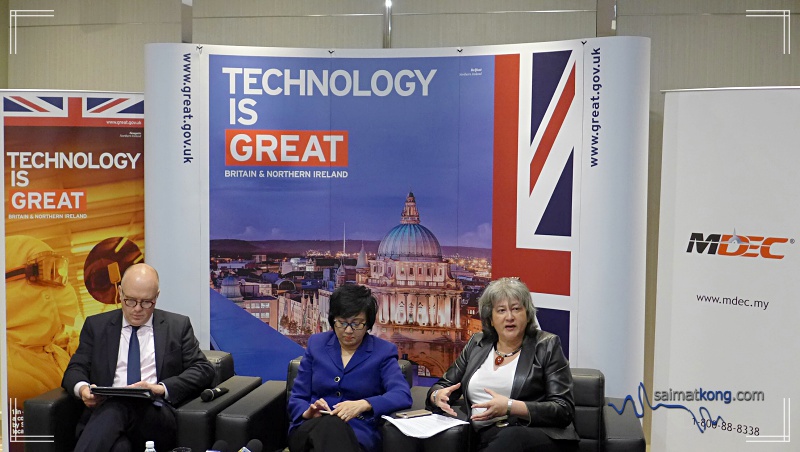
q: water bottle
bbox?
[144,441,156,452]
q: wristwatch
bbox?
[506,398,513,416]
[432,389,439,404]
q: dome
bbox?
[377,192,442,261]
[220,276,243,302]
[221,276,239,287]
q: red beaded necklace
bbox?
[494,345,523,365]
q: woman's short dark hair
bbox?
[328,284,378,330]
[478,277,537,340]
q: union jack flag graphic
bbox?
[492,48,583,357]
[493,48,581,296]
[3,94,143,127]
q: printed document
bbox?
[381,414,469,439]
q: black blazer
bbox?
[426,329,579,440]
[62,308,215,406]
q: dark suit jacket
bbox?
[288,331,413,452]
[426,329,579,441]
[62,309,215,406]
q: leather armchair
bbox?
[215,356,413,451]
[23,350,260,452]
[382,368,645,452]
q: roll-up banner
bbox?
[145,38,649,396]
[653,87,800,450]
[1,91,145,451]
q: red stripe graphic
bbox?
[492,54,571,296]
[529,63,575,195]
[11,96,47,112]
[91,97,128,113]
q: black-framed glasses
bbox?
[121,297,155,309]
[333,320,367,330]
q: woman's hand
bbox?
[431,382,461,416]
[331,400,371,422]
[470,388,508,422]
[302,398,331,419]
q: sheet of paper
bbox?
[381,413,469,439]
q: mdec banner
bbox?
[654,88,800,451]
[144,38,648,396]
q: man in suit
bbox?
[62,263,215,452]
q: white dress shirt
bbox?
[113,316,157,387]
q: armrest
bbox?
[410,386,431,410]
[176,375,261,451]
[216,380,288,452]
[382,418,471,452]
[383,385,471,452]
[23,388,83,452]
[202,350,235,387]
[603,397,646,452]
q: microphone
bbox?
[207,439,230,452]
[239,439,263,452]
[201,387,230,402]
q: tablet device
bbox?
[90,386,154,399]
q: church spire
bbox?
[356,242,368,269]
[400,191,421,225]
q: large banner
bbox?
[653,88,800,450]
[145,38,648,395]
[1,91,145,450]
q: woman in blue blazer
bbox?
[288,285,412,452]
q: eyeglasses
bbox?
[121,297,155,309]
[333,320,367,330]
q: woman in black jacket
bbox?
[427,277,579,452]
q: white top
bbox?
[466,348,519,428]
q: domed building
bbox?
[357,192,464,376]
[219,275,244,303]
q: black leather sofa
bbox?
[214,359,643,452]
[215,356,414,451]
[23,350,261,452]
[382,368,646,452]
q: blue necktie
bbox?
[127,325,141,385]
